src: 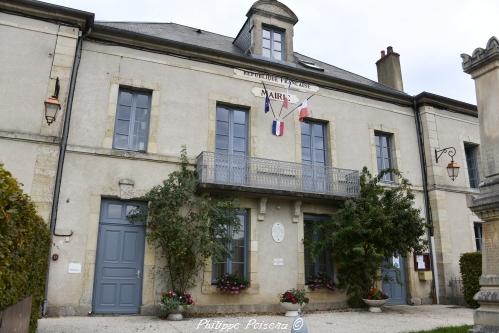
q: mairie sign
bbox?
[251,87,299,104]
[234,68,319,93]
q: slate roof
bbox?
[96,21,407,95]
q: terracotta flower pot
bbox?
[280,302,303,317]
[362,298,389,313]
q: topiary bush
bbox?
[459,252,482,308]
[0,164,51,333]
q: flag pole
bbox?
[277,81,291,119]
[281,93,316,120]
[262,81,277,119]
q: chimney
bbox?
[376,46,404,91]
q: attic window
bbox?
[262,26,284,61]
[299,60,324,71]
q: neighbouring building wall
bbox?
[0,11,79,221]
[419,104,481,303]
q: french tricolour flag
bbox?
[272,119,284,136]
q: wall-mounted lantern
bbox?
[435,146,460,181]
[44,77,61,125]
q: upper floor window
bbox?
[212,210,250,282]
[113,88,151,152]
[474,222,483,252]
[262,26,283,61]
[375,132,394,182]
[465,143,480,188]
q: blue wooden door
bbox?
[93,200,146,314]
[382,255,407,305]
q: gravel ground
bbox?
[37,305,473,333]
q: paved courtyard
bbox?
[37,305,473,333]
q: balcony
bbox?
[196,151,360,200]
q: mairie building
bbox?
[0,0,483,315]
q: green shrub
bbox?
[459,252,482,308]
[0,164,51,333]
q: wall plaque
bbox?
[272,222,285,243]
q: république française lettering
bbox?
[242,70,311,89]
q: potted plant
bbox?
[306,272,336,291]
[215,274,249,294]
[159,291,194,320]
[279,289,309,317]
[362,287,389,312]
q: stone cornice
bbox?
[415,92,477,117]
[461,36,499,75]
[0,0,94,31]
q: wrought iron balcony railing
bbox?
[196,151,360,199]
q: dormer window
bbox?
[262,26,284,61]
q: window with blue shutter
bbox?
[375,132,395,182]
[113,89,151,152]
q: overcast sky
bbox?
[45,0,498,104]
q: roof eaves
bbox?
[0,0,94,31]
[415,92,477,117]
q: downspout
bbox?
[412,97,439,304]
[43,27,89,316]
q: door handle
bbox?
[136,269,142,279]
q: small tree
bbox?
[307,167,427,306]
[130,147,240,293]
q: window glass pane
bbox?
[273,51,282,60]
[126,205,139,216]
[119,91,132,106]
[314,149,325,163]
[117,105,131,120]
[232,245,245,263]
[262,39,270,48]
[273,31,282,42]
[231,263,244,277]
[312,124,324,137]
[314,136,324,150]
[233,124,246,138]
[216,134,229,150]
[301,122,311,135]
[302,147,311,161]
[262,29,270,38]
[115,120,129,134]
[233,110,246,124]
[216,107,229,121]
[216,121,229,136]
[273,41,282,52]
[114,134,128,149]
[301,134,311,148]
[135,94,149,108]
[107,204,122,218]
[262,48,271,58]
[233,137,246,152]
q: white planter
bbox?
[280,302,302,317]
[163,304,189,321]
[362,298,389,313]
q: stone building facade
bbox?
[0,0,484,315]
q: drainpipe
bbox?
[42,27,89,316]
[412,97,439,304]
